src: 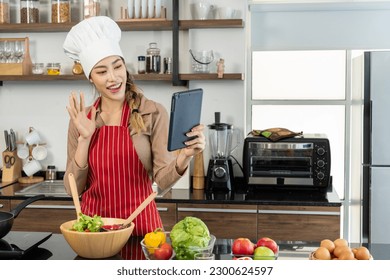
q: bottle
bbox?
[84,0,100,19]
[146,42,161,74]
[20,0,40,23]
[51,0,71,23]
[0,0,10,24]
[46,165,57,181]
[72,60,84,75]
[137,55,146,74]
[164,57,172,74]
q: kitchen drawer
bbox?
[257,205,341,242]
[11,200,75,234]
[0,199,11,211]
[156,202,176,231]
[177,203,257,240]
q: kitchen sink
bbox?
[15,180,70,197]
[15,180,170,198]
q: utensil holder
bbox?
[2,150,22,183]
[0,37,32,75]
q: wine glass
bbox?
[4,40,15,63]
[14,40,25,63]
[0,41,5,63]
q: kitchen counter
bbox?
[0,179,342,207]
[1,231,389,260]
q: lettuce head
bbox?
[170,216,211,260]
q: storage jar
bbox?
[146,42,161,74]
[0,0,10,24]
[20,0,40,23]
[84,0,100,18]
[138,56,146,74]
[46,63,61,75]
[32,63,44,74]
[51,0,71,23]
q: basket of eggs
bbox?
[310,238,373,260]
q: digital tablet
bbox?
[168,88,203,151]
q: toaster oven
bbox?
[243,134,331,190]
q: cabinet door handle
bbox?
[0,204,3,208]
[257,210,340,216]
[157,207,169,212]
[178,207,257,214]
[25,205,75,210]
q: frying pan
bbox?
[0,195,45,239]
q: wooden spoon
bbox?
[102,191,158,231]
[68,173,82,219]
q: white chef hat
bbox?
[63,16,124,78]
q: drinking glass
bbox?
[14,40,25,63]
[4,40,15,63]
[0,41,5,63]
[194,252,215,260]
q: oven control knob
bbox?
[317,172,325,180]
[317,160,325,168]
[317,147,326,156]
[214,167,227,178]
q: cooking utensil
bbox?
[0,195,45,239]
[9,129,16,151]
[102,191,157,231]
[68,173,81,219]
[3,130,10,151]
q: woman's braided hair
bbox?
[125,71,145,134]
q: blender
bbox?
[206,112,236,193]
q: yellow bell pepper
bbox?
[144,228,166,254]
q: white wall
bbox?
[0,0,247,176]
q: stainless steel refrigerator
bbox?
[362,51,390,244]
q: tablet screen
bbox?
[167,88,203,151]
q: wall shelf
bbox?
[0,19,244,33]
[0,73,243,84]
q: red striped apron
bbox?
[82,98,163,242]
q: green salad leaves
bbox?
[170,216,211,260]
[72,213,104,232]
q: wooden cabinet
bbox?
[156,202,177,231]
[257,205,341,242]
[177,203,258,240]
[10,199,75,234]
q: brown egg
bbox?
[355,247,371,260]
[333,245,351,258]
[334,238,349,247]
[338,250,355,260]
[315,247,331,260]
[320,239,335,253]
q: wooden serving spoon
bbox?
[68,173,82,219]
[102,191,158,231]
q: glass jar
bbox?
[32,63,44,74]
[51,0,71,23]
[0,0,10,24]
[45,165,57,181]
[20,0,40,23]
[146,42,161,74]
[138,56,146,74]
[84,0,100,19]
[164,57,172,74]
[46,63,61,75]
[72,60,84,75]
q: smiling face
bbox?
[90,55,127,103]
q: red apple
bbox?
[154,243,173,260]
[232,238,255,255]
[256,237,278,254]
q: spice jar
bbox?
[164,57,172,74]
[138,56,146,74]
[20,0,40,23]
[0,0,10,24]
[32,63,44,74]
[83,0,100,19]
[46,63,61,75]
[46,165,57,181]
[72,60,84,75]
[146,42,161,74]
[51,0,71,23]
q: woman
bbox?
[63,16,205,237]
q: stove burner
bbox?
[0,232,52,259]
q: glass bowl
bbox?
[140,232,175,260]
[174,234,216,260]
